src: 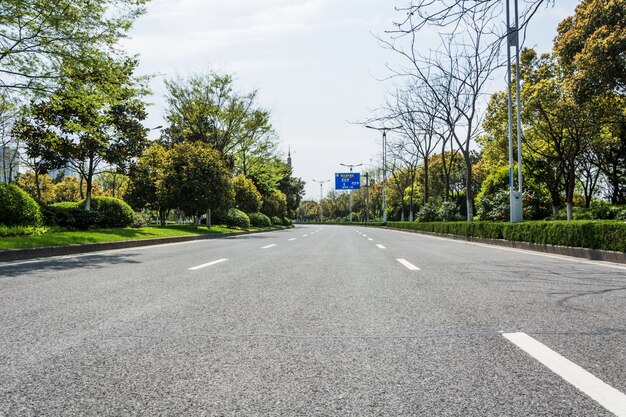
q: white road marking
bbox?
[396,259,420,270]
[262,244,277,249]
[302,234,308,237]
[368,238,373,241]
[288,238,297,241]
[503,332,626,416]
[363,234,367,237]
[188,258,229,270]
[376,244,386,249]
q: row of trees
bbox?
[299,0,625,223]
[0,1,304,226]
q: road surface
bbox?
[1,225,625,416]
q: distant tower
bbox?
[287,146,292,168]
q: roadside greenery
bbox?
[387,221,626,253]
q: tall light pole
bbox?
[339,163,362,222]
[365,125,402,222]
[312,179,329,223]
[506,0,524,223]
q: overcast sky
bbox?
[123,0,580,199]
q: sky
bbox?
[122,0,580,200]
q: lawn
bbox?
[0,224,278,250]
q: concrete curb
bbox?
[0,229,277,263]
[387,227,626,264]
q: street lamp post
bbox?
[312,179,329,223]
[506,0,524,223]
[339,162,362,222]
[365,125,402,222]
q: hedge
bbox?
[0,183,42,226]
[226,208,250,229]
[387,220,626,252]
[79,196,134,228]
[248,212,271,227]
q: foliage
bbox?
[44,202,101,229]
[0,225,48,237]
[210,208,228,225]
[278,170,306,218]
[417,202,440,222]
[271,216,283,226]
[130,211,148,228]
[79,196,134,228]
[248,212,271,227]
[15,55,148,210]
[54,176,81,202]
[553,0,626,98]
[233,174,262,213]
[16,172,56,203]
[0,182,42,226]
[438,201,463,222]
[96,171,129,199]
[262,190,288,218]
[282,217,292,226]
[387,220,626,252]
[226,208,250,229]
[162,142,234,222]
[0,0,147,93]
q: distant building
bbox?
[0,145,19,183]
[287,146,292,168]
[48,164,76,180]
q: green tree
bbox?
[261,190,288,218]
[18,56,148,210]
[278,170,305,219]
[553,0,626,99]
[54,176,81,202]
[16,171,56,203]
[163,143,233,227]
[0,0,147,94]
[126,143,171,225]
[232,174,262,213]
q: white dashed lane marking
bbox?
[396,259,420,271]
[188,259,229,270]
[376,244,386,249]
[503,332,626,417]
[261,244,277,249]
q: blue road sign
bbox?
[335,172,361,190]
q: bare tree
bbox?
[380,5,504,220]
[0,95,19,183]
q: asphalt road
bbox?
[1,225,625,416]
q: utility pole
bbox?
[312,179,329,223]
[506,0,524,222]
[365,125,402,222]
[339,162,362,222]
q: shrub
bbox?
[0,183,42,226]
[417,202,440,222]
[45,202,102,229]
[271,216,283,226]
[226,208,250,228]
[211,208,228,225]
[438,201,463,222]
[130,211,148,228]
[387,220,626,252]
[0,225,48,237]
[282,217,292,226]
[248,212,272,227]
[79,196,134,228]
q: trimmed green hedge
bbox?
[301,221,386,227]
[248,212,271,227]
[387,221,626,252]
[79,196,134,228]
[0,183,42,226]
[226,208,250,229]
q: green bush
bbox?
[387,220,626,252]
[417,202,440,222]
[226,208,250,228]
[45,202,102,229]
[0,183,43,226]
[130,211,148,228]
[0,225,48,237]
[282,217,292,226]
[79,196,134,228]
[271,216,283,226]
[248,212,271,227]
[211,208,228,225]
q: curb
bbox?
[0,229,276,263]
[387,228,626,264]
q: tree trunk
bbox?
[423,156,429,204]
[206,208,211,228]
[463,151,473,222]
[34,170,42,201]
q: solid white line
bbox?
[376,244,386,249]
[188,258,229,270]
[261,244,277,249]
[503,332,626,416]
[396,259,420,271]
[288,238,297,241]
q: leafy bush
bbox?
[271,216,283,226]
[0,225,49,237]
[282,217,292,226]
[45,202,102,229]
[0,183,43,226]
[226,208,250,228]
[79,196,134,228]
[616,207,626,220]
[211,208,228,225]
[417,202,440,222]
[130,211,148,228]
[438,201,463,222]
[248,212,271,227]
[387,220,626,252]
